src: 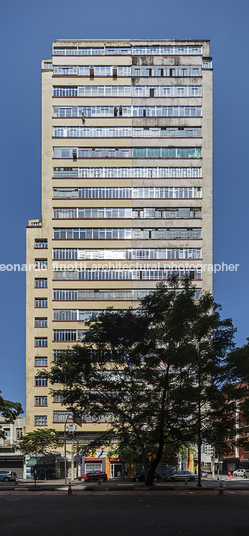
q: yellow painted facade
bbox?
[26,39,213,475]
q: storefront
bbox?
[26,456,57,479]
[81,457,105,475]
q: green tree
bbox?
[16,429,61,480]
[45,279,241,486]
[0,391,23,439]
[224,340,249,447]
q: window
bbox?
[53,228,132,241]
[16,428,23,440]
[202,59,212,69]
[35,396,47,406]
[53,166,202,178]
[53,146,201,159]
[43,62,53,70]
[35,299,47,308]
[53,65,77,75]
[35,279,47,288]
[34,260,47,269]
[53,309,105,321]
[35,240,47,249]
[53,394,64,403]
[53,125,201,139]
[53,411,73,422]
[53,248,202,261]
[53,105,202,118]
[53,48,77,56]
[78,48,104,55]
[54,186,202,200]
[35,318,47,327]
[53,330,77,341]
[53,267,201,281]
[53,288,155,301]
[131,45,202,55]
[53,86,78,96]
[35,357,48,367]
[53,248,77,259]
[34,416,47,425]
[53,349,69,361]
[35,377,47,386]
[53,309,78,321]
[35,338,48,347]
[53,207,133,219]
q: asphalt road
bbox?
[0,494,249,536]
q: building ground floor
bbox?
[0,454,24,479]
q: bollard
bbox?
[15,476,18,486]
[219,482,223,496]
[98,477,101,485]
[185,478,188,485]
[67,482,72,495]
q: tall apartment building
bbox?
[26,39,213,475]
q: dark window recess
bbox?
[113,67,117,79]
[178,126,184,130]
[161,69,164,77]
[143,109,146,117]
[72,150,77,161]
[149,69,152,76]
[114,106,118,117]
[140,271,143,280]
[150,88,154,97]
[169,69,173,77]
[90,68,94,79]
[119,105,122,116]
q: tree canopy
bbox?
[0,391,23,439]
[16,429,60,456]
[45,279,246,485]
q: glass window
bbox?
[34,416,47,425]
[53,330,77,341]
[34,260,47,269]
[35,357,48,367]
[53,166,202,178]
[35,338,48,347]
[35,299,47,308]
[35,240,47,249]
[53,394,64,402]
[35,377,47,386]
[35,279,47,288]
[53,411,73,422]
[35,318,47,327]
[35,396,47,406]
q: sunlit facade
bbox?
[26,39,213,477]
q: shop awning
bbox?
[26,458,37,467]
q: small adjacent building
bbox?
[0,416,26,478]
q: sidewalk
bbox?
[1,477,249,493]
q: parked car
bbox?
[0,471,16,482]
[169,471,198,482]
[164,469,177,481]
[78,471,107,483]
[243,469,249,479]
[132,473,162,482]
[233,469,245,477]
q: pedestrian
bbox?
[228,471,231,479]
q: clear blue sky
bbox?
[0,0,248,412]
